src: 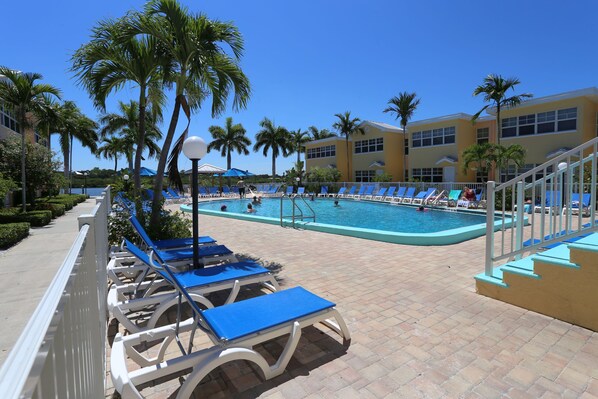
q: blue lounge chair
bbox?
[167,188,183,199]
[111,264,351,398]
[563,193,591,216]
[534,191,561,213]
[350,185,365,199]
[128,217,234,266]
[317,186,328,197]
[108,240,279,333]
[372,187,387,201]
[297,186,305,196]
[523,223,592,248]
[335,187,347,198]
[457,192,483,209]
[400,187,416,203]
[413,188,436,205]
[390,187,406,202]
[360,185,375,199]
[208,187,219,197]
[440,190,462,207]
[342,186,356,198]
[128,215,216,251]
[285,186,294,195]
[382,186,396,201]
[198,187,210,198]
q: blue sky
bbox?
[2,0,598,175]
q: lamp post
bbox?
[123,174,130,192]
[183,136,208,269]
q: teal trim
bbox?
[474,272,509,288]
[568,242,598,253]
[181,204,514,246]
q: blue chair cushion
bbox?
[172,261,270,288]
[153,236,216,249]
[202,287,335,341]
[156,244,233,262]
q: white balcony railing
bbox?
[0,187,110,398]
[485,139,598,275]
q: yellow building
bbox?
[0,102,48,147]
[305,87,598,183]
[304,121,404,182]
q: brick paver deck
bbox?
[107,203,598,398]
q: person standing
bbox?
[237,178,246,198]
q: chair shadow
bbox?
[162,325,350,399]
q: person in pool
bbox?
[417,205,429,212]
[246,203,257,213]
[252,196,260,205]
[220,204,227,212]
[334,200,340,207]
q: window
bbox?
[537,111,555,134]
[411,168,443,182]
[518,114,535,136]
[404,138,409,155]
[557,107,577,131]
[501,107,577,137]
[411,126,456,148]
[354,137,383,154]
[0,102,20,133]
[355,170,376,182]
[477,128,489,144]
[501,117,517,137]
[306,145,335,159]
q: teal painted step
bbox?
[474,269,507,288]
[533,243,579,269]
[500,256,540,279]
[575,232,598,247]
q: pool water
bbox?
[198,197,487,234]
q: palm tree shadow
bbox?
[235,252,285,286]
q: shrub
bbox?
[46,198,74,211]
[108,210,192,246]
[0,210,52,227]
[33,202,66,218]
[0,222,29,249]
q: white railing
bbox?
[0,187,110,398]
[485,138,598,276]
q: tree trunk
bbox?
[402,122,407,182]
[227,149,231,170]
[345,135,350,182]
[296,148,300,165]
[495,104,501,181]
[149,95,181,229]
[20,119,26,212]
[61,137,70,194]
[272,153,276,178]
[69,135,73,194]
[134,88,147,218]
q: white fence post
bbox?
[485,181,495,276]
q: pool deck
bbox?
[106,203,598,398]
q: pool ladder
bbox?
[280,194,316,228]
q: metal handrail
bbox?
[280,194,316,228]
[485,136,598,276]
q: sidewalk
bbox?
[0,199,98,366]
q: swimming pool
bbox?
[181,197,509,245]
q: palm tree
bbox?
[383,92,420,181]
[461,142,494,182]
[53,101,98,192]
[472,74,532,146]
[131,0,251,228]
[332,111,364,181]
[494,144,526,182]
[0,67,61,211]
[290,128,310,164]
[308,126,335,140]
[72,14,167,204]
[97,136,126,178]
[253,118,291,178]
[98,100,162,171]
[207,117,250,170]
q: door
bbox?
[443,166,456,182]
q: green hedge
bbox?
[0,210,52,227]
[0,222,30,249]
[33,202,66,218]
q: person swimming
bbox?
[247,203,257,213]
[334,200,340,207]
[220,204,227,211]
